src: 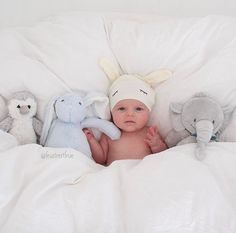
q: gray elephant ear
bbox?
[0,95,7,121]
[219,105,236,133]
[169,102,185,131]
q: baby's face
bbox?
[111,99,150,132]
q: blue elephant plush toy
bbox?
[40,91,121,159]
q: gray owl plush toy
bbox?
[0,91,43,145]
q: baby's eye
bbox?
[135,107,143,111]
[118,107,125,111]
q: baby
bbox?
[84,75,167,165]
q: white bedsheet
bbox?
[0,143,236,233]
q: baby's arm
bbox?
[83,129,108,165]
[144,126,167,153]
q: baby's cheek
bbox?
[112,115,122,128]
[140,114,149,126]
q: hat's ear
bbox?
[40,95,59,145]
[142,69,172,86]
[84,91,111,120]
[99,58,121,82]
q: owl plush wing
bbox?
[0,116,14,132]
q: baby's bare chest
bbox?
[107,132,151,164]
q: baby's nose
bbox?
[127,110,135,116]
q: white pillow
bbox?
[108,16,236,138]
[0,13,236,141]
[0,13,117,120]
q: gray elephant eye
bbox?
[194,118,196,122]
[212,120,215,124]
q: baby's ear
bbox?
[99,58,121,82]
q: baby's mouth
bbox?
[125,120,135,124]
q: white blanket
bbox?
[0,12,236,233]
[0,130,18,152]
[0,143,236,233]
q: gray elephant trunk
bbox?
[195,120,214,160]
[195,120,214,143]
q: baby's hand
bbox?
[144,126,167,153]
[83,128,95,141]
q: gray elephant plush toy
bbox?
[165,93,235,160]
[0,91,43,145]
[40,91,121,159]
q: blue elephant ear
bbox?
[40,95,60,145]
[84,91,111,120]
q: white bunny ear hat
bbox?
[109,75,155,111]
[100,58,172,111]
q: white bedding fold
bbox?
[0,143,236,233]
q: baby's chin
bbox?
[120,125,145,133]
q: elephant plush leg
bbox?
[177,136,196,145]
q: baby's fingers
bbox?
[146,132,154,140]
[144,138,152,146]
[148,126,158,136]
[83,128,94,139]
